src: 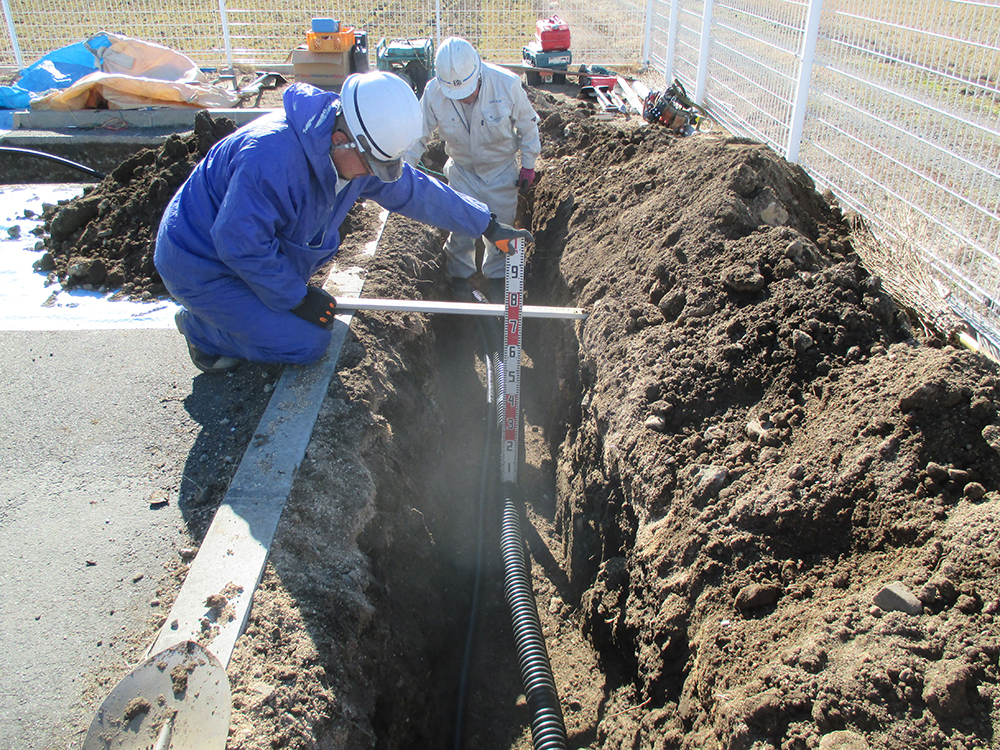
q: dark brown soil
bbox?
[46,84,1000,750]
[30,110,238,300]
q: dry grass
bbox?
[850,212,967,340]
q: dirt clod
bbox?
[122,696,151,723]
[35,110,237,300]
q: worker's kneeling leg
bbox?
[178,283,332,365]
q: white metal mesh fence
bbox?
[647,0,1000,351]
[805,0,1000,348]
[0,0,646,70]
[699,0,807,150]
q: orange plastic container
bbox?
[535,15,570,51]
[307,27,355,53]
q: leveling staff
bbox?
[155,71,532,373]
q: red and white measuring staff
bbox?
[501,237,525,485]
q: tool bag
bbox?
[642,78,702,134]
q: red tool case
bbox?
[535,15,571,51]
[585,75,617,88]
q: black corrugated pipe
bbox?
[455,293,567,749]
[0,146,106,179]
[500,489,568,750]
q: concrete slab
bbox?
[0,328,261,749]
[9,106,277,131]
[0,108,278,182]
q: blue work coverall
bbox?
[154,82,491,365]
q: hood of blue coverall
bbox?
[154,83,358,312]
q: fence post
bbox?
[642,0,654,67]
[695,0,713,105]
[665,0,679,84]
[218,0,234,72]
[435,0,441,51]
[2,0,22,69]
[786,0,823,163]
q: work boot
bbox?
[175,310,242,373]
[185,341,242,373]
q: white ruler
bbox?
[502,238,525,484]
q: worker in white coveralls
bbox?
[405,36,541,302]
[155,71,532,373]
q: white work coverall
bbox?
[407,62,541,279]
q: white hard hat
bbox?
[340,71,422,182]
[435,37,481,100]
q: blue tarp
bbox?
[0,36,109,109]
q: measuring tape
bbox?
[501,237,525,485]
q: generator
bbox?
[376,38,434,96]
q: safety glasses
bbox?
[330,132,403,182]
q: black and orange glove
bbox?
[292,286,338,330]
[484,215,533,254]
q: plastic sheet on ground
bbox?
[1,31,238,111]
[0,184,178,330]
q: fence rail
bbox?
[2,0,999,349]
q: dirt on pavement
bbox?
[36,84,1000,750]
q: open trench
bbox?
[218,199,606,748]
[220,106,1000,748]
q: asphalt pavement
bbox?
[0,184,276,748]
[0,329,204,748]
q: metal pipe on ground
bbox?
[335,296,587,320]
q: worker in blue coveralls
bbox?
[154,71,532,373]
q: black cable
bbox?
[0,146,105,179]
[452,311,501,750]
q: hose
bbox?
[0,146,106,179]
[501,491,568,750]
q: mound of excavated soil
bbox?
[526,91,999,750]
[49,86,999,750]
[30,111,238,299]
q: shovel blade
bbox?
[83,641,230,750]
